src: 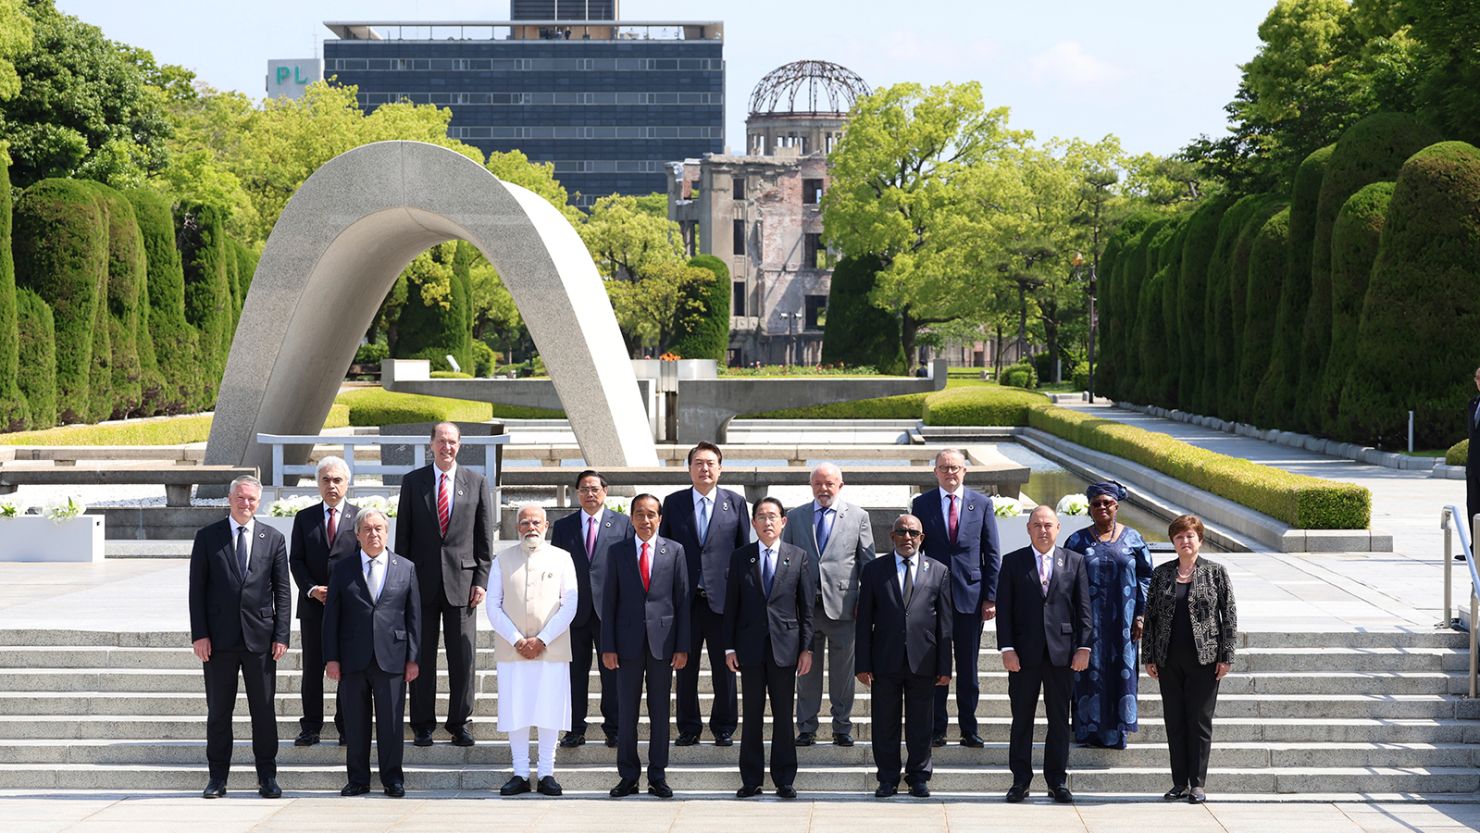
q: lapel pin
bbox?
[722,502,730,512]
[967,504,974,512]
[749,557,756,564]
[604,521,612,528]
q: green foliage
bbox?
[0,402,350,445]
[1448,439,1468,467]
[1071,361,1091,391]
[605,259,712,356]
[1339,142,1480,448]
[429,370,472,379]
[354,342,389,364]
[1026,406,1371,529]
[13,287,53,427]
[125,187,196,414]
[1322,181,1394,437]
[1210,195,1287,419]
[741,392,929,420]
[999,361,1038,389]
[0,155,28,430]
[84,181,145,419]
[1406,0,1480,147]
[1133,220,1182,405]
[11,177,106,423]
[1269,144,1335,431]
[1175,196,1232,413]
[175,200,230,409]
[330,387,564,425]
[920,385,1049,426]
[1239,208,1292,422]
[0,0,33,103]
[470,340,495,377]
[668,254,729,361]
[392,243,473,373]
[821,254,906,375]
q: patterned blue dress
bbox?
[1063,524,1153,748]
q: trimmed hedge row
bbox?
[920,386,1049,426]
[743,392,931,420]
[332,387,567,425]
[0,159,28,431]
[14,288,55,428]
[1448,439,1468,467]
[0,403,350,447]
[669,254,729,361]
[127,188,197,415]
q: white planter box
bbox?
[256,515,397,546]
[0,515,105,562]
[996,513,1093,555]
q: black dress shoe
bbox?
[874,782,898,798]
[258,778,282,799]
[1164,785,1189,800]
[714,732,733,747]
[1005,784,1029,803]
[413,730,434,747]
[202,779,227,799]
[294,730,320,747]
[500,775,532,796]
[1188,787,1206,804]
[909,782,931,798]
[384,782,405,798]
[537,776,563,797]
[559,732,586,748]
[736,784,763,798]
[341,783,370,797]
[1051,785,1074,804]
[960,733,985,748]
[609,778,639,797]
[674,732,700,747]
[776,784,797,799]
[795,731,816,746]
[604,733,618,748]
[647,779,673,798]
[931,733,947,748]
[450,728,476,747]
[832,732,855,747]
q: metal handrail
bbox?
[1439,505,1480,697]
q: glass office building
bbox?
[322,19,724,206]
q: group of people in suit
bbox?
[186,429,1238,803]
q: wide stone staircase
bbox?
[0,627,1475,796]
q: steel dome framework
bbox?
[747,59,870,117]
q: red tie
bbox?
[437,473,451,537]
[326,506,337,544]
[948,494,960,545]
[639,541,651,592]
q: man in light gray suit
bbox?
[782,463,875,747]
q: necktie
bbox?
[585,515,597,560]
[366,557,383,602]
[639,541,651,592]
[815,507,833,554]
[762,547,774,596]
[1040,550,1051,596]
[948,494,960,545]
[437,472,451,537]
[326,506,337,544]
[235,524,249,577]
[900,556,914,607]
[697,497,710,546]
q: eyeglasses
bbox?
[576,486,604,495]
[891,528,923,537]
[753,513,782,522]
[1089,499,1116,508]
[935,465,963,474]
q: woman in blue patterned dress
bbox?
[1061,481,1153,749]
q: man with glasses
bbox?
[911,448,1000,748]
[855,514,952,798]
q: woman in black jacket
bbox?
[1143,514,1236,804]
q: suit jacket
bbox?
[659,487,749,614]
[781,499,875,621]
[1467,397,1480,463]
[322,550,422,674]
[994,545,1092,668]
[854,552,952,678]
[912,487,1002,613]
[395,464,493,608]
[600,536,691,661]
[1142,557,1237,668]
[722,541,815,668]
[288,501,360,620]
[188,517,291,653]
[550,507,634,628]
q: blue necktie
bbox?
[816,507,833,554]
[697,497,710,546]
[762,547,774,596]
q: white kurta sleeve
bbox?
[536,549,580,644]
[485,556,525,644]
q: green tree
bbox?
[605,259,712,356]
[1176,196,1234,413]
[14,288,53,426]
[0,155,30,429]
[176,200,231,408]
[669,254,730,361]
[1323,181,1394,437]
[0,0,34,103]
[1238,208,1292,421]
[820,254,906,374]
[126,187,197,413]
[391,243,473,372]
[581,193,691,353]
[86,182,145,419]
[1405,0,1480,145]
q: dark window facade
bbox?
[732,281,746,316]
[805,295,827,330]
[511,1,616,20]
[732,176,745,200]
[802,178,823,204]
[803,232,824,269]
[732,219,746,256]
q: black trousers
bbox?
[203,649,278,781]
[616,645,674,782]
[676,597,737,736]
[340,665,407,788]
[298,609,342,736]
[738,650,798,789]
[410,594,477,734]
[1007,653,1072,789]
[933,609,983,736]
[569,616,617,738]
[1159,653,1220,789]
[870,670,935,787]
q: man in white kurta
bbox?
[486,504,578,797]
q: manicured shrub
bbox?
[176,201,232,409]
[1094,235,1126,400]
[669,254,729,361]
[85,182,146,420]
[14,289,55,428]
[126,188,197,414]
[821,254,906,375]
[12,178,107,424]
[1448,439,1468,467]
[1322,182,1395,437]
[1158,223,1188,406]
[1071,361,1090,392]
[395,244,474,373]
[744,391,930,420]
[0,159,30,431]
[337,387,493,426]
[1340,142,1480,448]
[1238,208,1291,422]
[1000,361,1038,389]
[471,340,495,377]
[920,385,1049,426]
[234,241,257,301]
[355,342,390,364]
[1203,194,1286,421]
[1175,196,1232,413]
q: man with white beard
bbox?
[486,504,578,796]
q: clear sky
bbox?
[55,0,1276,158]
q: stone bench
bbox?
[0,463,257,507]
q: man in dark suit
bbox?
[1466,366,1480,532]
[659,441,749,747]
[189,475,291,799]
[911,447,1001,748]
[996,505,1093,804]
[855,514,952,799]
[323,509,421,797]
[288,456,359,747]
[395,422,494,747]
[549,469,633,748]
[601,494,690,799]
[724,497,815,799]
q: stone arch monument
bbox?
[204,141,659,475]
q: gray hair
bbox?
[933,448,966,467]
[516,503,548,523]
[229,474,262,495]
[355,507,390,532]
[811,462,842,481]
[315,455,350,481]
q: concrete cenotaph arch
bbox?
[204,140,659,475]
